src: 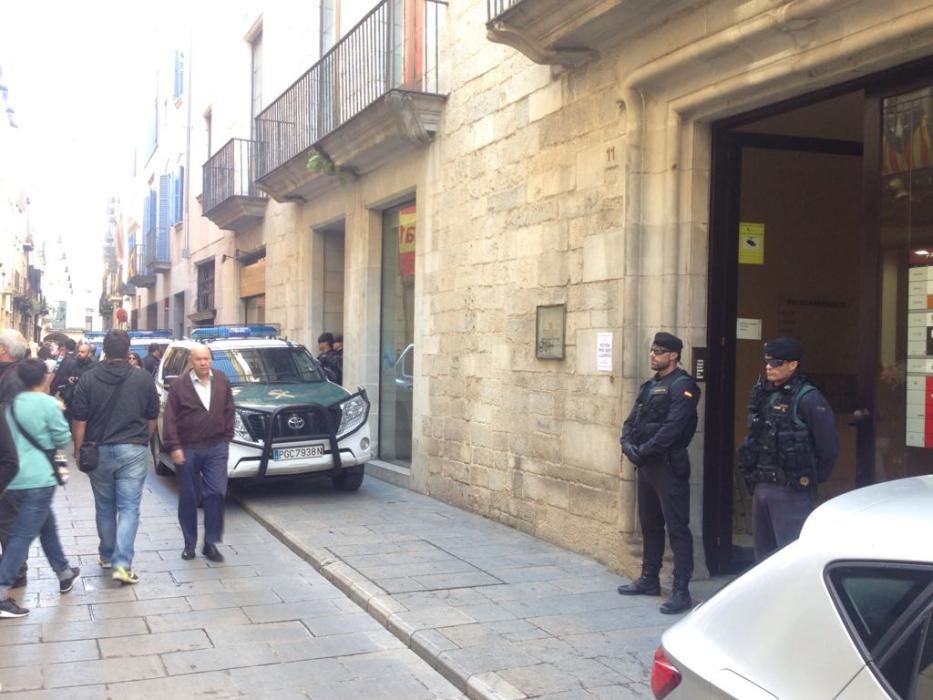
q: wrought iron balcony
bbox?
[255,0,447,202]
[128,243,156,288]
[202,138,268,232]
[145,227,171,273]
[486,0,685,67]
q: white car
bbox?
[653,476,933,699]
[152,325,372,490]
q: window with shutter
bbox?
[173,165,185,224]
[157,175,171,263]
[174,51,184,99]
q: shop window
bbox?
[379,201,416,466]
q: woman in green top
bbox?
[0,359,79,618]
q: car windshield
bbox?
[211,346,324,384]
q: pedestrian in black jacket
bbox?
[71,330,159,585]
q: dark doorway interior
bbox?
[706,90,866,574]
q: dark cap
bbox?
[764,336,802,361]
[653,332,683,354]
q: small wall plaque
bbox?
[536,304,565,360]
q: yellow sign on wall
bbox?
[739,222,765,265]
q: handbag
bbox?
[78,378,127,473]
[10,400,67,486]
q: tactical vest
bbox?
[746,376,818,482]
[631,371,697,448]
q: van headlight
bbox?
[234,410,263,445]
[336,391,369,438]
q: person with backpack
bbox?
[71,330,160,586]
[618,332,701,615]
[0,359,78,618]
[736,336,839,562]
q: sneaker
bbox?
[111,566,139,585]
[0,597,29,618]
[59,567,81,594]
[98,558,112,570]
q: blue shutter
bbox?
[148,190,157,233]
[173,165,185,224]
[158,174,171,262]
[174,51,184,99]
[142,197,150,235]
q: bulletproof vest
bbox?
[747,376,818,479]
[631,371,696,448]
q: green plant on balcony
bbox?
[307,148,354,185]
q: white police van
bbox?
[152,325,371,490]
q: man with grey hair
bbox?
[0,329,29,588]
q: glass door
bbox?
[872,85,933,482]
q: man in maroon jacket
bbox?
[162,345,234,562]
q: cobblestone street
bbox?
[0,465,463,699]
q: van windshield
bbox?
[211,346,324,384]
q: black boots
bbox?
[659,577,693,615]
[617,573,661,596]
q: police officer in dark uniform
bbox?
[618,332,700,615]
[737,337,839,561]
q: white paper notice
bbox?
[596,332,613,372]
[736,318,762,340]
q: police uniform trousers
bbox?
[637,459,693,579]
[752,482,815,561]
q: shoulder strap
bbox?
[10,400,57,477]
[86,376,128,442]
[791,382,817,427]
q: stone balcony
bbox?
[486,0,690,67]
[254,0,447,203]
[202,138,268,232]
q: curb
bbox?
[238,497,526,700]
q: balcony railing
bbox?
[128,244,156,288]
[487,0,521,19]
[144,227,171,273]
[203,138,266,214]
[255,0,446,180]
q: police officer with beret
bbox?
[618,332,700,615]
[737,336,839,561]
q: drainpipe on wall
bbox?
[183,27,193,263]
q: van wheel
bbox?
[332,464,365,491]
[152,433,173,476]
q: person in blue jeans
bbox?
[0,359,79,618]
[71,330,160,585]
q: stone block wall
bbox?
[420,1,639,571]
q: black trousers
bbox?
[637,459,693,580]
[0,490,27,580]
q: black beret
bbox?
[764,336,802,361]
[653,332,683,354]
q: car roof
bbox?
[170,338,295,350]
[800,475,933,562]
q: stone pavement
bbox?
[237,474,729,700]
[0,464,463,699]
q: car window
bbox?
[212,347,323,384]
[829,564,933,651]
[916,619,933,700]
[878,614,931,700]
[162,348,189,380]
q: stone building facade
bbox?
[124,0,933,578]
